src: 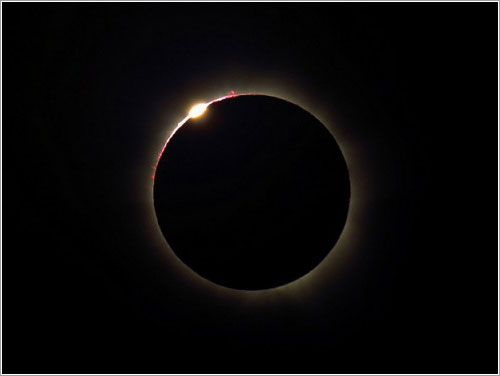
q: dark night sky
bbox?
[3,2,498,374]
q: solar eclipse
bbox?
[153,94,350,290]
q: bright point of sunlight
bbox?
[188,103,208,118]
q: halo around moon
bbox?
[153,94,351,290]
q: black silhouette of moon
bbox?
[153,95,350,290]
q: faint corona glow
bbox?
[149,88,364,298]
[188,103,208,118]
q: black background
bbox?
[3,2,498,374]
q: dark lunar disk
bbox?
[153,95,350,290]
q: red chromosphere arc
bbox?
[152,91,251,182]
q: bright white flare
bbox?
[188,103,208,118]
